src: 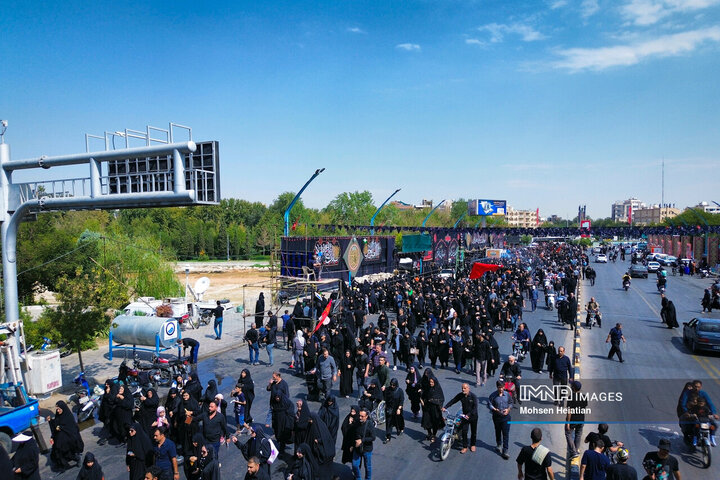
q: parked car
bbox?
[683,318,720,353]
[647,261,661,273]
[438,269,455,279]
[660,255,678,267]
[596,254,608,263]
[629,264,649,278]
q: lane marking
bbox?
[627,270,720,385]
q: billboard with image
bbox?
[467,199,507,216]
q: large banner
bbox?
[281,236,395,280]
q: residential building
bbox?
[694,201,720,214]
[505,207,537,228]
[632,205,680,225]
[611,198,645,223]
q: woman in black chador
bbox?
[530,329,548,373]
[126,422,153,480]
[48,400,84,471]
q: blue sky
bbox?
[2,0,720,219]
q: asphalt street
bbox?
[577,255,720,479]
[35,257,720,480]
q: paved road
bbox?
[578,255,720,479]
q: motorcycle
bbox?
[657,280,666,294]
[693,417,713,468]
[699,268,710,279]
[546,292,556,311]
[498,374,517,405]
[512,341,527,362]
[586,312,601,329]
[68,372,103,423]
[622,279,631,291]
[439,410,463,461]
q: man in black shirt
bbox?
[194,400,227,458]
[212,300,224,340]
[517,427,554,480]
[606,448,637,480]
[552,346,573,404]
[443,383,478,453]
[565,381,588,458]
[642,439,680,480]
[585,423,623,457]
[244,324,260,365]
[178,337,199,364]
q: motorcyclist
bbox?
[622,273,631,287]
[499,355,522,404]
[586,298,601,328]
[656,273,667,291]
[681,380,719,446]
[512,324,530,356]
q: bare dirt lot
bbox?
[174,261,273,307]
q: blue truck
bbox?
[0,382,40,452]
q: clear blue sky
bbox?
[3,0,720,219]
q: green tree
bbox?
[46,266,126,371]
[325,191,376,225]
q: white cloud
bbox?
[622,0,720,26]
[550,0,568,8]
[465,38,485,46]
[478,23,547,43]
[553,26,720,71]
[581,0,600,17]
[396,43,421,51]
[347,27,366,34]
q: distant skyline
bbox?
[3,0,719,219]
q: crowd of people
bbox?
[4,240,715,480]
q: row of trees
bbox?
[14,192,720,307]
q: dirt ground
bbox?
[175,264,274,307]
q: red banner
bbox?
[469,262,502,279]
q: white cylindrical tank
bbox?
[110,315,179,348]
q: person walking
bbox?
[516,428,554,480]
[11,432,40,480]
[244,324,260,366]
[551,347,573,405]
[442,383,478,453]
[565,381,588,458]
[351,409,375,480]
[313,348,338,400]
[212,301,224,340]
[531,286,539,312]
[152,427,179,480]
[606,323,626,363]
[383,378,405,444]
[488,380,513,459]
[263,323,277,366]
[580,439,610,480]
[643,438,680,480]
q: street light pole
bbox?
[284,168,325,237]
[453,212,467,228]
[422,199,446,227]
[370,188,401,235]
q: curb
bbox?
[567,274,584,480]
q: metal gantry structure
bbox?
[0,123,220,384]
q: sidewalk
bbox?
[40,309,258,408]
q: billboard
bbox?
[468,199,507,216]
